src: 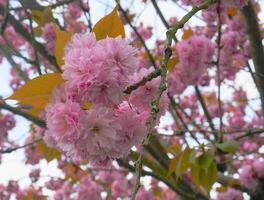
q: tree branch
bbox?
[0,138,42,154]
[0,5,61,72]
[241,2,264,119]
[117,1,157,69]
[0,100,46,127]
[123,68,161,95]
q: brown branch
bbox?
[123,68,162,94]
[0,138,42,154]
[0,100,46,128]
[0,45,29,82]
[216,0,223,140]
[0,4,61,72]
[241,2,264,119]
[0,0,9,34]
[150,0,178,43]
[194,86,216,138]
[116,1,157,69]
[19,0,42,75]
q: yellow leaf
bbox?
[8,73,63,113]
[31,6,54,27]
[92,6,125,40]
[55,27,73,66]
[182,28,193,40]
[36,142,61,162]
[167,56,179,72]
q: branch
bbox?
[0,0,9,34]
[194,86,216,137]
[241,2,264,118]
[235,128,264,140]
[123,68,161,94]
[150,0,178,43]
[18,0,75,10]
[0,138,42,154]
[0,100,46,127]
[117,1,157,69]
[0,5,61,72]
[168,94,201,144]
[0,45,29,82]
[19,1,42,75]
[79,0,92,31]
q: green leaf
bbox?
[217,140,239,154]
[198,167,208,191]
[176,147,192,178]
[191,161,217,193]
[168,156,179,177]
[191,164,200,188]
[200,161,218,193]
[92,6,125,40]
[207,161,218,189]
[197,151,213,170]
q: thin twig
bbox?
[0,4,61,72]
[117,1,157,69]
[0,100,46,127]
[216,0,223,141]
[0,138,42,154]
[123,68,161,94]
[79,0,92,31]
[0,0,9,34]
[235,128,264,140]
[19,1,42,75]
[168,94,201,145]
[194,86,217,139]
[150,0,178,43]
[241,2,264,119]
[0,45,29,82]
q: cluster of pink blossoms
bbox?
[168,35,214,95]
[239,159,264,191]
[76,176,103,200]
[44,33,151,166]
[131,24,153,41]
